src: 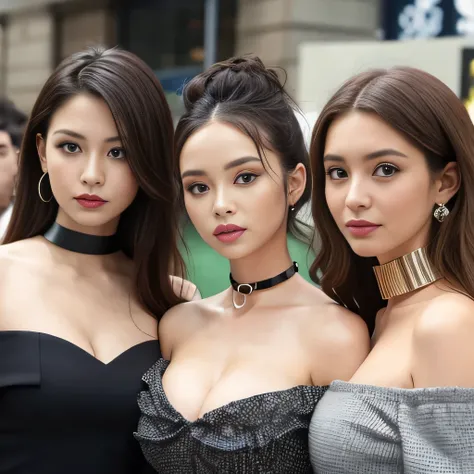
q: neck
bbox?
[229,231,292,284]
[43,220,121,256]
[56,209,119,236]
[229,252,296,311]
[373,247,442,300]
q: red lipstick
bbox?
[74,194,107,209]
[345,219,380,237]
[213,224,246,243]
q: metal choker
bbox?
[373,247,442,300]
[230,261,299,309]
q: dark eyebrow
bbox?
[181,169,206,179]
[323,149,408,163]
[53,129,120,143]
[366,149,407,160]
[323,154,344,163]
[223,156,261,170]
[181,156,261,179]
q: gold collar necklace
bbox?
[373,247,442,300]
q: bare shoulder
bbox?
[300,284,370,347]
[158,292,222,359]
[309,297,370,355]
[300,286,370,384]
[0,237,46,279]
[0,239,49,323]
[412,292,474,387]
[0,236,48,257]
[414,292,474,341]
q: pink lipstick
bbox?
[213,224,246,243]
[345,219,380,237]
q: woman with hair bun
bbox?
[135,55,370,473]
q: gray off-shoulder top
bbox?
[309,380,474,473]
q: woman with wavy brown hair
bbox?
[308,66,474,472]
[0,46,196,474]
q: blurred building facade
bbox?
[0,0,115,112]
[0,0,381,114]
[298,1,474,120]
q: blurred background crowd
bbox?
[0,0,473,296]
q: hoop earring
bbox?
[38,172,52,203]
[433,203,449,223]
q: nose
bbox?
[80,155,105,187]
[212,187,236,217]
[345,176,371,211]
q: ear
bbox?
[435,161,460,205]
[36,133,47,172]
[287,163,307,207]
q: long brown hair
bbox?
[174,55,312,242]
[4,46,184,320]
[310,67,474,334]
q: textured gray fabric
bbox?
[309,381,474,473]
[135,358,327,473]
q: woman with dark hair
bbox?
[308,67,474,472]
[0,46,196,474]
[134,55,369,473]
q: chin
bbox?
[65,212,119,231]
[346,241,379,259]
[201,237,252,261]
[214,246,250,261]
[73,214,113,225]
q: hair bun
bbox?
[219,56,276,77]
[182,54,285,109]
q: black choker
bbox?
[43,222,121,255]
[230,262,298,308]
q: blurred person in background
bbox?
[0,99,27,239]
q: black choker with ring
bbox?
[43,222,121,255]
[230,261,299,309]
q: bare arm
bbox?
[158,305,186,360]
[158,298,205,360]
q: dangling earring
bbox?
[289,206,295,212]
[38,171,52,203]
[433,203,449,223]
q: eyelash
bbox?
[235,172,259,185]
[186,172,260,195]
[326,162,400,180]
[56,142,126,159]
[57,142,80,154]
